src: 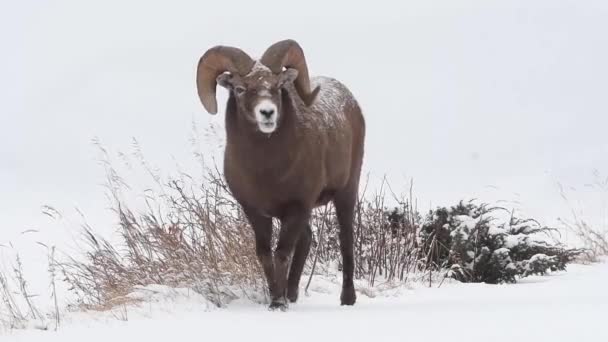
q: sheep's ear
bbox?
[216,73,233,89]
[279,68,299,87]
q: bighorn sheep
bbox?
[196,39,365,310]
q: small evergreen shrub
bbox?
[419,201,584,284]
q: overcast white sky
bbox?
[2,0,608,255]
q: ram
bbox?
[196,39,365,310]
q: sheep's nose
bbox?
[260,108,275,118]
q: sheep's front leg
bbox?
[271,204,311,310]
[242,206,277,301]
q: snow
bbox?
[245,61,272,78]
[297,76,352,132]
[504,234,544,249]
[487,225,504,236]
[3,262,608,341]
[451,214,482,240]
[453,215,480,231]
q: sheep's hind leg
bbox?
[286,223,312,303]
[334,190,357,306]
[271,204,311,310]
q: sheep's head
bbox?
[216,62,298,133]
[196,40,320,134]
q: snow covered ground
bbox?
[3,1,608,341]
[4,262,607,341]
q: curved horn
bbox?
[196,46,255,114]
[260,39,320,106]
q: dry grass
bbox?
[58,155,266,309]
[305,176,423,287]
[0,252,49,331]
[557,171,608,262]
[558,218,608,262]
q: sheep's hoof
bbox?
[287,287,299,303]
[268,297,288,311]
[340,286,356,306]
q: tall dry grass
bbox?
[557,170,608,261]
[58,145,266,309]
[0,250,52,331]
[305,177,422,288]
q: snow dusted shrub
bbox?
[419,201,583,284]
[418,206,453,269]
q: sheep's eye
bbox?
[234,86,246,95]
